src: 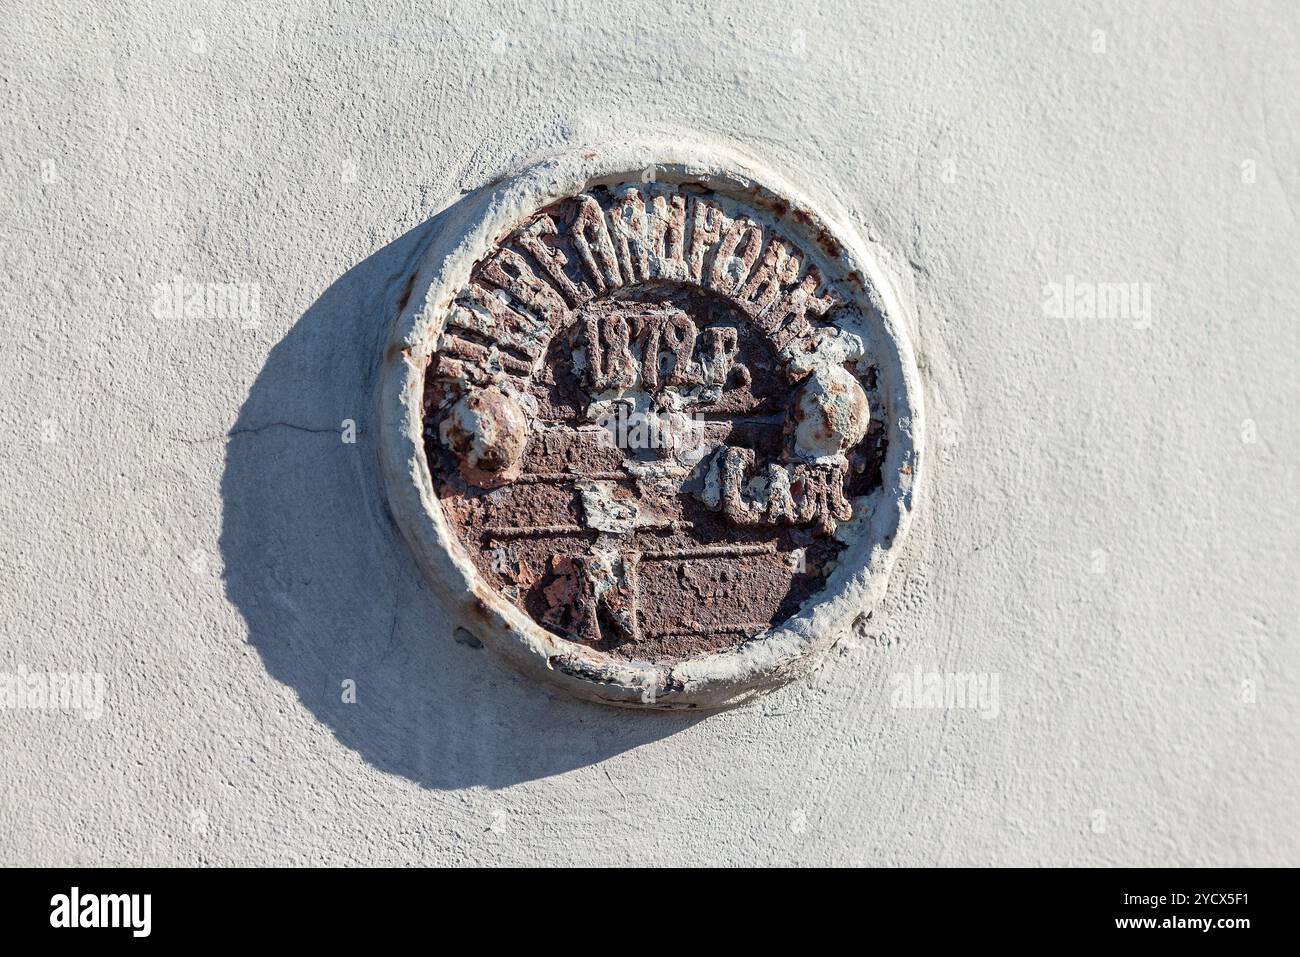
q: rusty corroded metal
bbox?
[422,181,887,662]
[381,142,923,709]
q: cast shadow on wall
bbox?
[220,191,699,790]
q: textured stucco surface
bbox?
[2,0,1297,866]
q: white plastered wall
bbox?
[1,0,1296,865]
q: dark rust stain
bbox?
[396,271,417,313]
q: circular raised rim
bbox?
[379,139,923,710]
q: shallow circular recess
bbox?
[380,140,923,710]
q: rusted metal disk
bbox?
[380,140,923,710]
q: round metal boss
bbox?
[380,141,922,710]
